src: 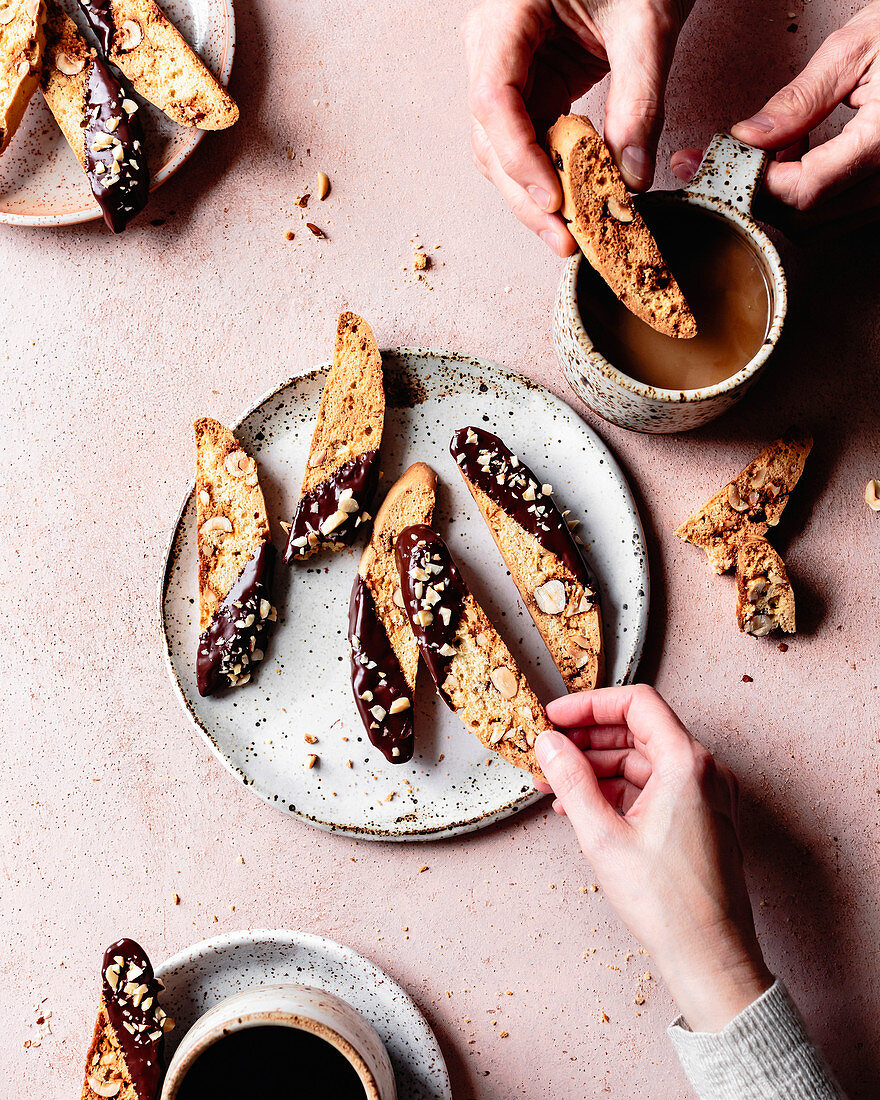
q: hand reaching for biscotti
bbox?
[534,685,773,1032]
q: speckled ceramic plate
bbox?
[160,349,649,841]
[0,0,235,227]
[156,929,451,1100]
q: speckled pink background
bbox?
[2,1,879,1096]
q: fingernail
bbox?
[672,160,696,183]
[527,184,552,211]
[621,145,651,187]
[539,228,561,253]
[535,729,567,768]
[737,112,775,134]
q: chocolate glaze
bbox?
[83,56,149,232]
[450,426,597,593]
[79,0,116,55]
[348,575,414,763]
[395,525,467,709]
[284,450,380,562]
[197,540,276,696]
[101,938,167,1100]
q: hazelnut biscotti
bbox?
[735,535,796,637]
[349,462,437,763]
[451,426,603,692]
[41,0,149,232]
[79,0,237,129]
[395,525,550,781]
[284,312,384,562]
[675,430,813,574]
[195,417,276,696]
[547,113,696,339]
[0,0,45,156]
[80,939,173,1100]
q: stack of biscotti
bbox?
[547,113,696,339]
[80,939,173,1100]
[195,417,277,695]
[0,0,45,156]
[675,431,812,637]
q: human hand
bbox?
[534,685,772,1032]
[671,2,880,236]
[462,0,693,256]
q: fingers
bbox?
[670,147,701,183]
[534,729,626,845]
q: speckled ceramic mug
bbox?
[553,133,787,433]
[160,983,397,1100]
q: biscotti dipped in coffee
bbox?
[735,535,796,637]
[451,425,603,693]
[195,417,276,696]
[547,113,696,339]
[0,0,45,156]
[675,430,813,574]
[349,462,437,763]
[78,0,237,129]
[40,0,149,232]
[395,525,550,781]
[284,313,384,562]
[80,939,173,1100]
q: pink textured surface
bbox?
[1,1,878,1097]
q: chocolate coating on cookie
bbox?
[348,575,414,763]
[395,525,467,709]
[284,450,379,562]
[101,939,169,1100]
[197,540,276,696]
[79,0,116,55]
[450,426,597,594]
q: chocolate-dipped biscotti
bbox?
[80,939,173,1100]
[547,113,696,339]
[735,534,796,637]
[78,0,237,128]
[195,417,276,696]
[284,312,384,562]
[349,462,437,763]
[395,525,550,780]
[675,430,813,574]
[451,426,603,693]
[0,0,45,157]
[40,0,149,232]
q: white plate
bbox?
[0,0,235,227]
[156,929,451,1100]
[160,349,649,841]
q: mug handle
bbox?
[681,132,768,216]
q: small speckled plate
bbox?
[0,0,235,227]
[160,349,649,841]
[156,929,451,1100]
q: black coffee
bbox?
[175,1025,368,1099]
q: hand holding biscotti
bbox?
[535,685,773,1032]
[462,0,694,255]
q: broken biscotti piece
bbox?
[80,939,173,1100]
[547,113,696,339]
[395,524,551,781]
[195,417,276,696]
[349,462,437,764]
[284,312,384,562]
[735,535,796,637]
[674,430,813,574]
[40,0,149,232]
[0,0,45,157]
[78,0,237,129]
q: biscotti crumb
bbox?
[306,753,318,769]
[413,251,429,271]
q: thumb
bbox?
[535,730,624,848]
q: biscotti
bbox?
[284,312,384,562]
[735,535,796,636]
[547,113,697,339]
[80,939,173,1100]
[79,0,238,129]
[675,430,813,573]
[349,462,437,763]
[395,524,550,781]
[0,0,45,156]
[451,425,603,692]
[195,417,276,695]
[40,0,149,232]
